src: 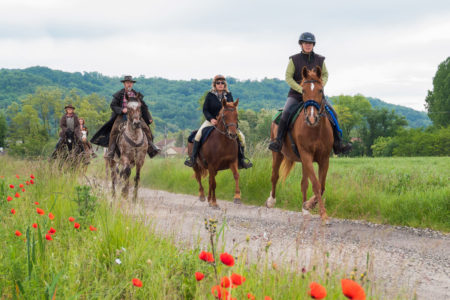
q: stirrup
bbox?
[184,156,195,167]
[239,158,253,169]
[268,139,282,152]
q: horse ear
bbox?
[222,98,227,107]
[315,66,322,79]
[302,66,309,79]
[234,98,239,107]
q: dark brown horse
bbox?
[266,66,333,224]
[107,97,148,201]
[189,98,241,208]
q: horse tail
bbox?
[280,158,295,181]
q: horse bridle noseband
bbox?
[214,107,238,140]
[302,80,326,126]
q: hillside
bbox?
[0,66,431,131]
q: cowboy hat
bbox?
[120,75,136,83]
[64,104,75,110]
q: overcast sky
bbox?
[1,0,449,110]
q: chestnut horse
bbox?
[107,97,148,201]
[266,66,333,224]
[189,98,241,208]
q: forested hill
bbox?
[0,66,430,130]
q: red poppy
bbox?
[7,196,13,201]
[19,184,24,188]
[9,184,14,189]
[74,223,80,229]
[221,276,231,288]
[14,192,20,198]
[32,223,38,228]
[308,282,327,299]
[199,251,214,262]
[11,208,16,215]
[341,279,366,300]
[264,297,272,300]
[26,181,30,185]
[45,234,52,241]
[247,293,256,300]
[69,217,75,222]
[211,285,229,299]
[36,208,45,215]
[30,174,35,179]
[195,272,204,281]
[16,175,20,179]
[220,252,235,266]
[132,278,143,287]
[48,213,55,220]
[48,227,56,235]
[30,179,34,184]
[89,225,97,231]
[34,202,39,205]
[15,230,22,236]
[230,273,246,286]
[22,188,25,192]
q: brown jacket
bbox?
[59,113,82,140]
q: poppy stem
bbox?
[209,234,219,284]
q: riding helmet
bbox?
[299,32,316,45]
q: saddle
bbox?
[272,101,338,129]
[187,126,215,147]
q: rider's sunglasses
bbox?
[215,81,225,85]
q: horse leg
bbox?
[194,165,205,202]
[266,151,284,208]
[120,158,131,200]
[303,157,328,223]
[301,163,311,215]
[133,163,142,203]
[208,169,219,209]
[230,161,241,204]
[109,159,117,198]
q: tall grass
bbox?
[1,157,390,299]
[138,154,450,232]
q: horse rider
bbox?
[78,118,97,158]
[90,75,160,158]
[268,32,352,155]
[184,74,253,169]
[51,104,82,158]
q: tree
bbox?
[425,57,450,127]
[0,113,6,147]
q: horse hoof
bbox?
[209,203,220,209]
[322,219,331,226]
[266,195,276,208]
[233,198,242,204]
[199,196,206,202]
[302,208,311,216]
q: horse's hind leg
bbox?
[266,151,284,208]
[194,165,205,202]
[230,161,241,204]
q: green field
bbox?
[1,157,385,299]
[137,155,450,232]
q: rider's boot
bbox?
[324,100,352,155]
[237,140,253,169]
[141,123,160,158]
[184,141,200,167]
[268,118,288,152]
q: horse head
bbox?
[301,66,325,127]
[126,94,142,130]
[218,97,239,139]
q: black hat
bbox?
[120,75,136,83]
[299,32,316,45]
[64,104,75,110]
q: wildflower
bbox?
[34,202,39,205]
[220,252,235,266]
[16,175,20,179]
[48,213,55,220]
[199,251,214,262]
[211,285,229,299]
[45,234,52,241]
[30,179,34,184]
[7,196,13,201]
[341,279,366,300]
[132,278,143,287]
[221,276,231,288]
[26,181,30,185]
[11,208,16,215]
[37,208,45,215]
[115,258,122,265]
[48,227,56,235]
[74,223,80,229]
[32,223,38,228]
[231,273,246,286]
[15,230,22,236]
[30,174,35,179]
[9,184,14,189]
[19,184,24,188]
[22,188,25,192]
[68,217,75,222]
[308,282,327,299]
[265,297,272,300]
[15,192,20,198]
[195,272,204,281]
[89,225,97,231]
[247,293,256,300]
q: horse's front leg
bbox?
[109,159,117,198]
[208,169,219,209]
[194,165,206,202]
[120,157,131,200]
[302,155,328,223]
[230,161,241,204]
[133,162,142,203]
[266,151,284,208]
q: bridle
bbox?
[214,107,238,140]
[302,79,326,127]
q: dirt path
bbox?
[127,188,449,299]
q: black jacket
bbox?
[203,92,234,122]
